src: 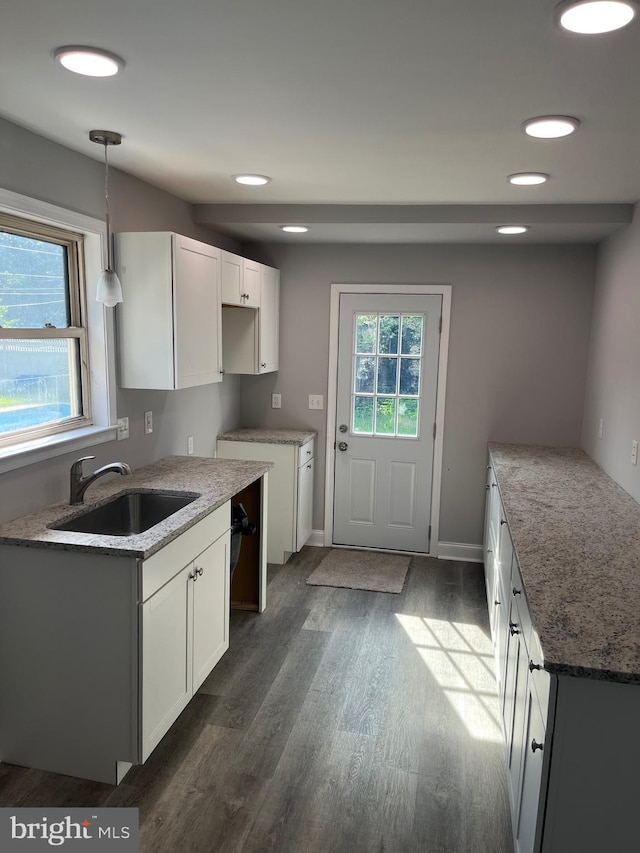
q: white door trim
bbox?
[324,283,451,557]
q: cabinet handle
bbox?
[529,660,543,672]
[513,587,522,597]
[531,739,544,753]
[509,621,520,635]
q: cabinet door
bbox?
[221,251,243,305]
[141,564,193,762]
[192,532,230,692]
[515,687,546,853]
[259,265,279,373]
[296,456,314,550]
[173,236,222,388]
[243,258,261,307]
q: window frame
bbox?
[0,188,118,473]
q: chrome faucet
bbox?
[69,455,132,505]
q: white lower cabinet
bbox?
[140,528,229,762]
[218,435,314,564]
[0,502,231,785]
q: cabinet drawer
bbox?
[141,502,231,601]
[297,438,315,468]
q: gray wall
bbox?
[582,206,640,503]
[240,242,596,546]
[0,117,242,523]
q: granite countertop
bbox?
[218,427,316,446]
[489,442,640,684]
[0,456,272,560]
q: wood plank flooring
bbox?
[0,548,514,853]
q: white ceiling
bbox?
[2,0,639,243]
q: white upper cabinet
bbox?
[116,232,222,390]
[221,251,260,307]
[221,263,280,374]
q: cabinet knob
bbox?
[513,587,522,597]
[196,566,204,577]
[189,571,197,582]
[500,519,506,526]
[492,483,497,488]
[494,600,500,606]
[486,465,491,470]
[531,739,544,753]
[261,362,267,368]
[487,549,493,554]
[529,660,543,672]
[307,464,312,469]
[509,621,520,635]
[486,484,491,490]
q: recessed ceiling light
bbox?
[522,115,580,139]
[496,225,530,235]
[555,0,637,33]
[53,46,125,77]
[507,172,550,186]
[232,174,272,186]
[280,225,309,233]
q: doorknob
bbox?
[339,424,348,433]
[338,441,348,451]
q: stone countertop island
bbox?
[0,455,272,559]
[489,442,640,684]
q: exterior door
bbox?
[333,293,441,552]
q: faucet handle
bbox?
[70,455,96,476]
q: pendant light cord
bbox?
[103,141,113,271]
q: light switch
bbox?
[309,395,324,410]
[144,411,153,434]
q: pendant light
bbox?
[90,129,123,307]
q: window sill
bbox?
[0,425,119,475]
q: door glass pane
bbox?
[378,315,399,354]
[0,232,71,328]
[0,338,81,435]
[353,396,374,433]
[398,399,419,436]
[401,315,423,355]
[354,356,375,393]
[377,357,397,394]
[355,315,377,353]
[399,357,420,395]
[375,397,396,434]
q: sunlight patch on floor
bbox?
[396,613,503,743]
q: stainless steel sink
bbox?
[52,491,199,536]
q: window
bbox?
[0,188,117,472]
[352,312,424,437]
[0,213,91,445]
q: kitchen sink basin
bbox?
[52,491,199,536]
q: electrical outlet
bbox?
[309,394,324,410]
[187,436,194,455]
[632,440,638,466]
[598,419,604,439]
[116,417,129,441]
[272,393,282,409]
[144,411,153,434]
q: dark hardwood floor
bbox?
[0,548,514,853]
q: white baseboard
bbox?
[306,529,325,548]
[438,542,484,563]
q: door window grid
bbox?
[351,313,424,437]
